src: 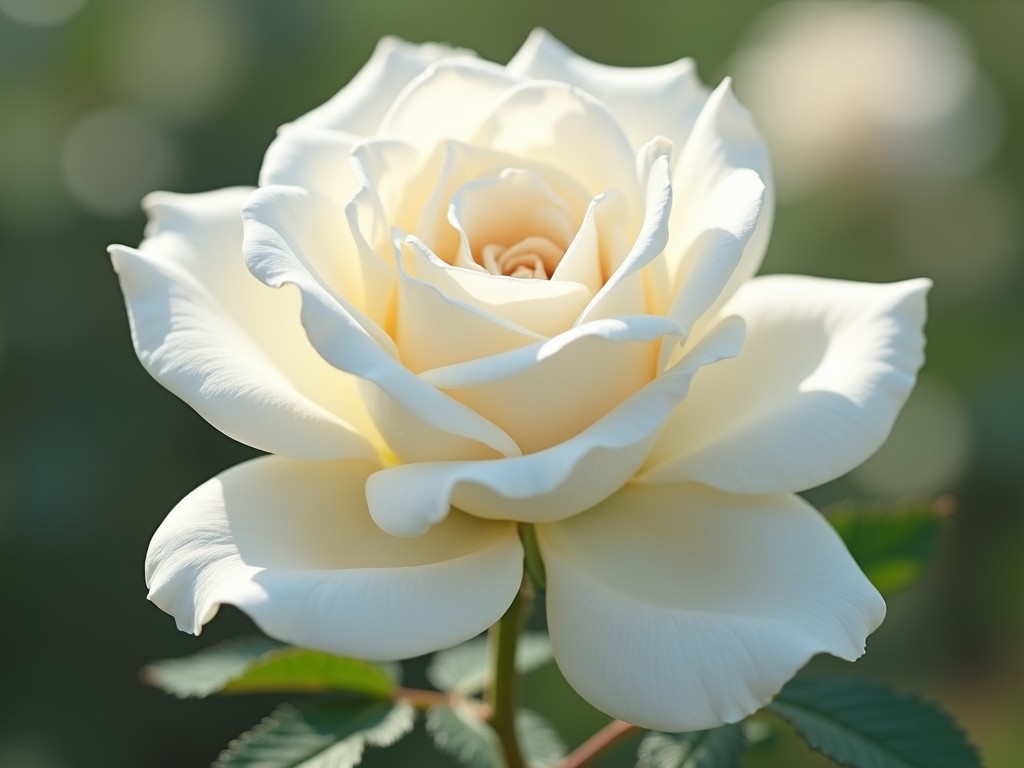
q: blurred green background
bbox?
[1,0,1021,766]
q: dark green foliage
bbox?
[770,675,980,768]
[214,699,414,767]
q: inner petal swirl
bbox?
[481,236,563,279]
[450,167,579,278]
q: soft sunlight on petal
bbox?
[146,456,523,660]
[398,236,591,340]
[366,318,743,536]
[665,79,773,326]
[472,81,641,216]
[243,185,522,461]
[578,138,673,323]
[423,314,681,453]
[539,483,885,731]
[379,58,522,151]
[110,188,380,460]
[259,128,361,206]
[508,29,709,154]
[641,276,930,493]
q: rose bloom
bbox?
[110,31,928,731]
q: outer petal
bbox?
[109,188,379,461]
[146,456,524,660]
[641,276,931,492]
[288,36,464,137]
[472,81,641,213]
[378,58,522,152]
[508,29,709,153]
[259,127,360,207]
[538,483,885,731]
[664,80,773,328]
[366,317,743,536]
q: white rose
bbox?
[110,30,929,731]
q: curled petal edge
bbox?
[146,456,524,660]
[366,316,744,536]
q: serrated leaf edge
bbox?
[213,700,415,768]
[769,677,981,768]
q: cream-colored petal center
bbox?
[450,168,581,277]
[481,235,564,279]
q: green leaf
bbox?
[424,705,565,768]
[215,699,414,768]
[517,709,567,768]
[769,674,981,768]
[427,633,554,694]
[425,702,502,768]
[221,650,400,698]
[828,498,949,594]
[144,638,400,699]
[144,637,285,698]
[636,724,745,768]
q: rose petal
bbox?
[666,79,773,324]
[663,171,764,331]
[472,81,641,214]
[394,241,544,373]
[343,140,424,327]
[146,456,523,660]
[109,188,379,460]
[289,36,463,137]
[423,314,684,453]
[508,29,709,152]
[551,194,604,292]
[382,140,592,271]
[448,167,579,270]
[577,138,673,323]
[349,138,425,231]
[538,483,885,731]
[379,58,522,152]
[640,276,931,492]
[399,236,593,339]
[366,317,743,536]
[243,185,521,461]
[259,127,360,207]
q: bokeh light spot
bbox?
[61,107,180,217]
[104,1,248,125]
[731,1,1002,196]
[0,0,86,26]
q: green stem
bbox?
[559,720,640,768]
[487,575,529,768]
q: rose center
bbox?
[480,235,564,280]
